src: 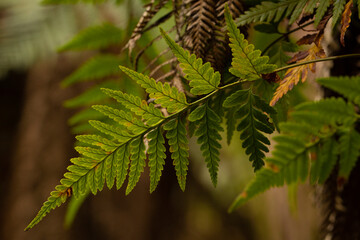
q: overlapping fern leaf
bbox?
[229,77,360,212]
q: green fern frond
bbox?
[317,76,360,106]
[147,127,166,193]
[225,7,277,81]
[223,89,276,171]
[76,134,118,151]
[62,55,122,87]
[115,143,130,190]
[101,88,164,126]
[164,116,189,191]
[160,29,221,95]
[338,128,360,178]
[89,120,133,141]
[234,0,305,26]
[304,0,318,13]
[58,23,123,51]
[119,66,188,113]
[189,103,224,186]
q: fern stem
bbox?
[262,21,314,55]
[274,54,360,73]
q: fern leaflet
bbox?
[225,6,277,81]
[235,0,303,26]
[338,128,360,178]
[62,55,122,87]
[119,66,188,113]
[160,29,221,95]
[189,103,224,186]
[223,89,276,171]
[126,136,147,195]
[102,88,165,126]
[317,76,360,106]
[164,116,189,191]
[147,127,166,193]
[332,0,347,27]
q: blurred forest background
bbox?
[5,0,360,239]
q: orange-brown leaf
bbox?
[340,0,353,47]
[270,44,325,106]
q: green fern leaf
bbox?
[58,23,123,51]
[225,7,277,81]
[126,137,146,195]
[305,0,318,13]
[293,98,357,127]
[189,103,223,186]
[224,89,275,170]
[317,76,360,106]
[310,137,338,184]
[314,0,331,26]
[332,0,347,27]
[115,143,130,190]
[164,116,189,191]
[101,88,164,126]
[235,0,302,26]
[147,127,166,193]
[160,29,221,95]
[339,128,360,178]
[92,105,148,134]
[225,108,237,145]
[62,55,122,87]
[76,135,118,152]
[88,120,133,142]
[64,81,119,108]
[119,66,188,113]
[24,189,68,231]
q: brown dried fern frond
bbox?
[123,0,170,55]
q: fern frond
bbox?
[189,103,223,186]
[119,66,188,113]
[164,116,189,191]
[225,108,237,145]
[338,128,360,178]
[317,76,360,106]
[147,127,166,193]
[235,0,305,26]
[223,89,276,171]
[101,88,164,126]
[225,7,277,81]
[126,136,147,195]
[160,29,221,95]
[62,55,122,87]
[58,23,123,51]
